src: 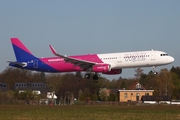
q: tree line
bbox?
[0,66,180,102]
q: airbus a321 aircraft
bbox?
[7,38,174,80]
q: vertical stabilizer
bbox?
[11,38,36,62]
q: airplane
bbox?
[7,38,174,80]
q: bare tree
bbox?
[154,68,174,96]
[134,68,144,79]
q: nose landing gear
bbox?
[153,66,157,75]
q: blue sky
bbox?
[1,1,180,80]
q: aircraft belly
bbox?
[117,60,152,68]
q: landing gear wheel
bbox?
[154,72,157,75]
[93,74,98,80]
[84,73,90,79]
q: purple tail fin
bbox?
[11,38,36,62]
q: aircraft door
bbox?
[136,93,140,101]
[34,60,38,68]
[151,51,156,61]
[117,56,122,64]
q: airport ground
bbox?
[0,104,180,120]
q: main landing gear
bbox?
[84,73,99,80]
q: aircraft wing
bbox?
[49,45,98,70]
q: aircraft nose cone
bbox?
[170,56,174,63]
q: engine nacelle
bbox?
[92,64,111,73]
[102,69,122,75]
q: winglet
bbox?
[49,45,57,55]
[49,45,67,58]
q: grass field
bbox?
[0,104,180,120]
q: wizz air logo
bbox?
[48,58,63,62]
[124,52,147,62]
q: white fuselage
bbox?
[97,50,174,69]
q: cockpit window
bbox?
[160,54,168,56]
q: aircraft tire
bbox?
[93,74,98,80]
[84,73,90,79]
[154,72,158,75]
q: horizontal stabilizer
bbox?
[7,61,27,67]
